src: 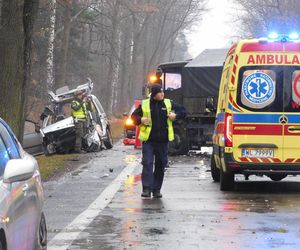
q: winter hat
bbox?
[151,84,163,97]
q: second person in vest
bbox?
[132,84,186,198]
[71,90,88,153]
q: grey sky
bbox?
[186,0,238,57]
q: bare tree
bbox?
[23,0,206,119]
[234,0,300,37]
[46,0,57,91]
[0,0,39,139]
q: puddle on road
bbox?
[124,174,141,187]
[124,154,138,165]
[221,197,276,213]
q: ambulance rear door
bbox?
[233,66,284,163]
[283,67,300,163]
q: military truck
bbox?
[151,49,227,155]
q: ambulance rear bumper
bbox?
[224,153,300,175]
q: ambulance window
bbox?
[284,69,300,112]
[240,69,276,110]
[164,73,182,90]
[218,68,229,111]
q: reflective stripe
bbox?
[139,98,174,141]
[72,101,87,119]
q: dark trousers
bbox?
[74,120,86,150]
[142,141,168,191]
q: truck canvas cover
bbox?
[183,48,228,98]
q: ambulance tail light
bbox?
[224,113,233,147]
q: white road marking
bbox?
[48,160,138,250]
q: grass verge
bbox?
[37,154,79,181]
[110,117,124,141]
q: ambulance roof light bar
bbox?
[263,32,300,42]
[268,32,279,40]
[289,32,299,40]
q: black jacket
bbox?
[131,98,186,143]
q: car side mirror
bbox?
[205,97,216,113]
[3,159,35,183]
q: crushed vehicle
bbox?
[40,79,113,155]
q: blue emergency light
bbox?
[288,32,299,40]
[266,32,300,42]
[268,32,279,40]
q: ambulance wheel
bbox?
[269,174,287,181]
[220,169,234,191]
[168,127,188,155]
[210,154,220,182]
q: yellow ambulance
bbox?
[211,33,300,190]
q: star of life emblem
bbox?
[242,72,274,105]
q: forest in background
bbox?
[26,0,207,121]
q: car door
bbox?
[92,95,108,134]
[283,68,300,163]
[0,122,39,250]
[22,120,43,156]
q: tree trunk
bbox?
[46,0,56,92]
[0,0,38,140]
[105,0,120,115]
[56,0,72,89]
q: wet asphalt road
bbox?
[45,144,300,250]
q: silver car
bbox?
[40,80,113,154]
[0,118,47,250]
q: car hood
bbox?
[41,117,74,136]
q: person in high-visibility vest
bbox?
[132,84,186,198]
[71,90,88,153]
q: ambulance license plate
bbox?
[242,149,274,158]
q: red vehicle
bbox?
[123,100,141,146]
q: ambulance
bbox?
[211,33,300,191]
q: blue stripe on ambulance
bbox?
[285,114,300,123]
[233,114,281,123]
[217,113,225,122]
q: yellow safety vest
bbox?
[71,101,87,119]
[139,98,174,142]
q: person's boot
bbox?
[141,188,151,198]
[152,190,162,198]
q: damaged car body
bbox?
[40,79,113,155]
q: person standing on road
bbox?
[71,90,88,153]
[132,84,186,198]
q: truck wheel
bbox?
[103,127,113,149]
[220,168,234,191]
[269,174,287,181]
[210,154,220,182]
[168,127,188,155]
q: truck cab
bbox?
[150,49,227,155]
